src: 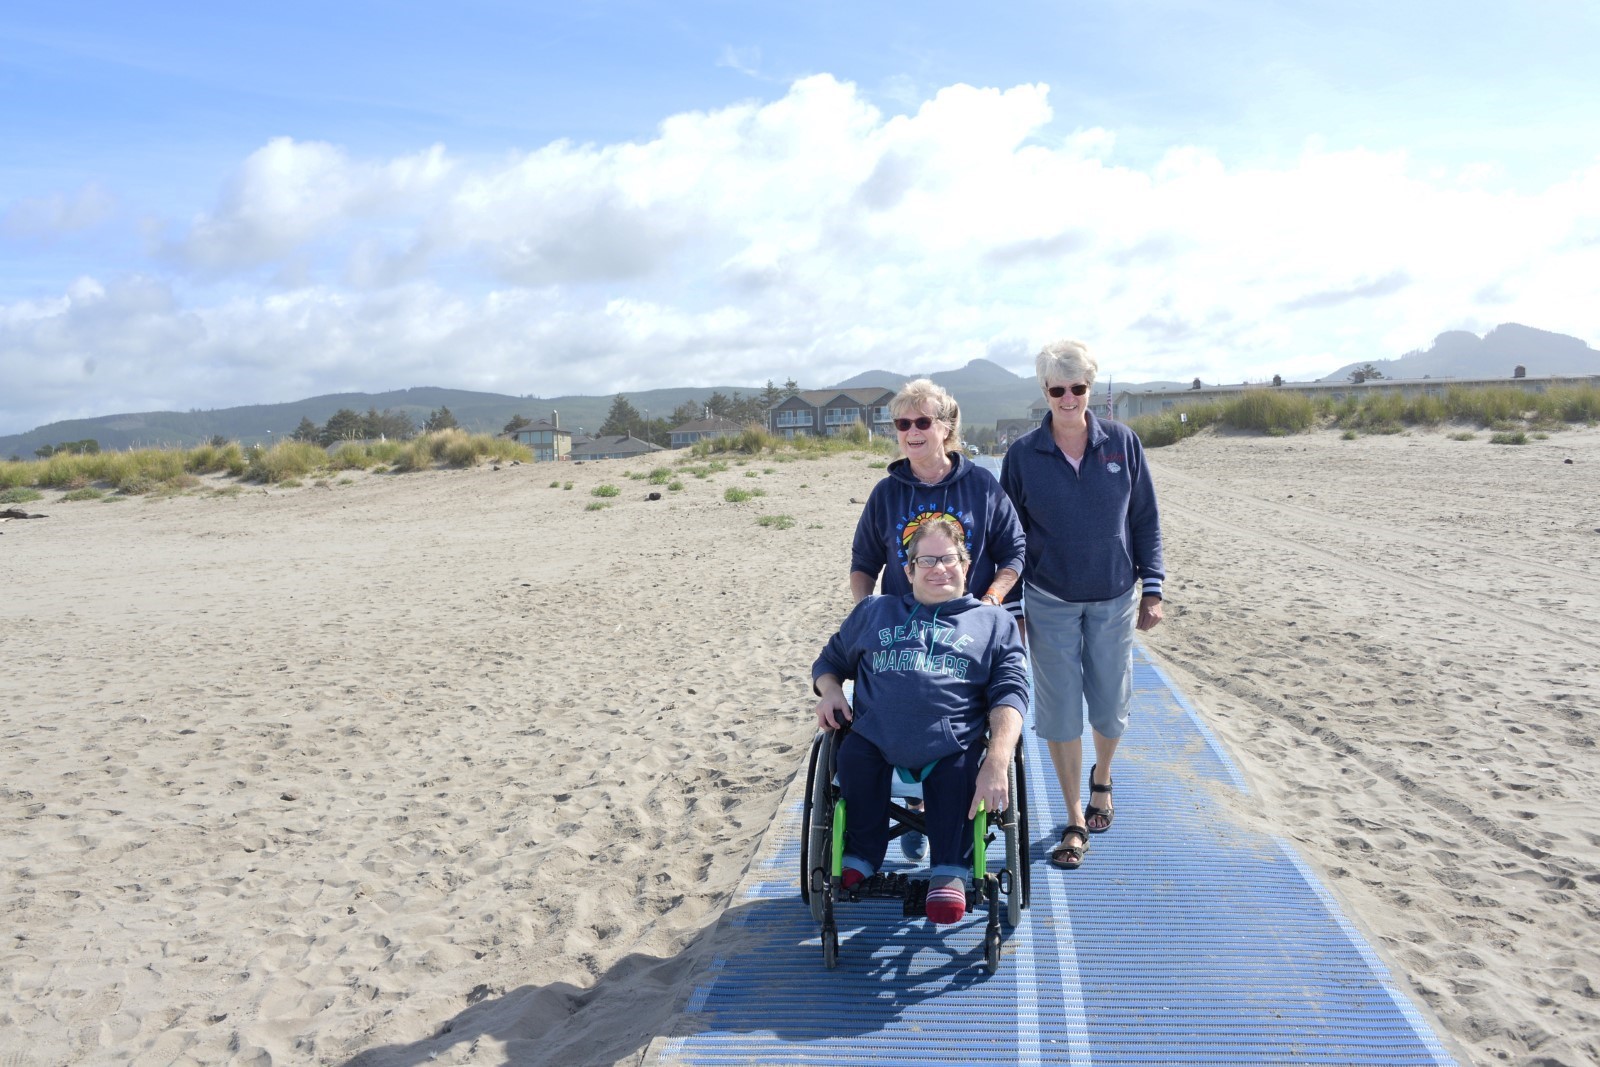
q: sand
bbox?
[1150,426,1600,1067]
[2,428,1597,1066]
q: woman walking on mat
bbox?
[1000,339,1165,870]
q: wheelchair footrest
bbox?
[840,871,920,905]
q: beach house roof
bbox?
[569,433,666,462]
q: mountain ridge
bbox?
[7,326,1597,456]
[1321,322,1599,382]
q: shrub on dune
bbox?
[247,441,326,483]
[185,442,248,476]
[441,433,482,467]
[1546,384,1600,424]
[1446,386,1526,426]
[1221,390,1315,434]
[1127,401,1222,447]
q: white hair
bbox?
[1036,339,1098,388]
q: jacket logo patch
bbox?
[1106,461,1122,473]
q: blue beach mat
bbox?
[646,646,1458,1066]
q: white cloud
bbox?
[716,44,762,78]
[4,75,1599,432]
[163,138,453,271]
[2,183,116,240]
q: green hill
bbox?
[1,364,1051,458]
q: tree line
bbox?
[592,379,800,445]
[289,406,462,446]
[21,380,808,459]
[32,439,102,458]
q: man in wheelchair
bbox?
[812,514,1028,925]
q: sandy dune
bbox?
[2,427,1596,1066]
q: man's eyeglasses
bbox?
[1047,383,1090,398]
[910,553,963,569]
[893,416,936,432]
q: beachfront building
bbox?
[767,388,895,440]
[669,416,745,449]
[504,418,572,462]
[569,433,666,463]
[1110,373,1600,422]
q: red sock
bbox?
[924,881,966,924]
[841,868,866,890]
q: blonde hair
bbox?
[890,378,964,453]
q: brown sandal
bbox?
[1050,825,1089,870]
[1086,763,1114,833]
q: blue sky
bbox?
[3,0,1598,433]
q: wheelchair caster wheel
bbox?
[984,927,1002,974]
[822,926,839,970]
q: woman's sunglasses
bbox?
[893,416,936,431]
[1047,383,1090,397]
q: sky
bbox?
[3,0,1599,434]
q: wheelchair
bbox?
[798,724,1031,973]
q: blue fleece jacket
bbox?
[1000,410,1165,604]
[850,451,1026,599]
[813,593,1029,768]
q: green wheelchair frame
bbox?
[798,725,1031,973]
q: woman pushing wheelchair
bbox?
[811,514,1028,925]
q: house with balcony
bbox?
[504,418,572,462]
[669,416,745,449]
[767,388,895,440]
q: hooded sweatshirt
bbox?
[812,593,1029,768]
[850,451,1026,600]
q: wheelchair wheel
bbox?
[1015,745,1031,909]
[799,731,825,907]
[984,926,1002,974]
[1004,756,1023,928]
[822,923,839,970]
[806,732,837,926]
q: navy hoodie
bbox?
[1000,410,1164,604]
[850,451,1026,599]
[812,593,1029,768]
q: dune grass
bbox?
[1129,383,1600,447]
[389,429,531,472]
[326,440,408,471]
[690,422,892,459]
[0,430,533,493]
